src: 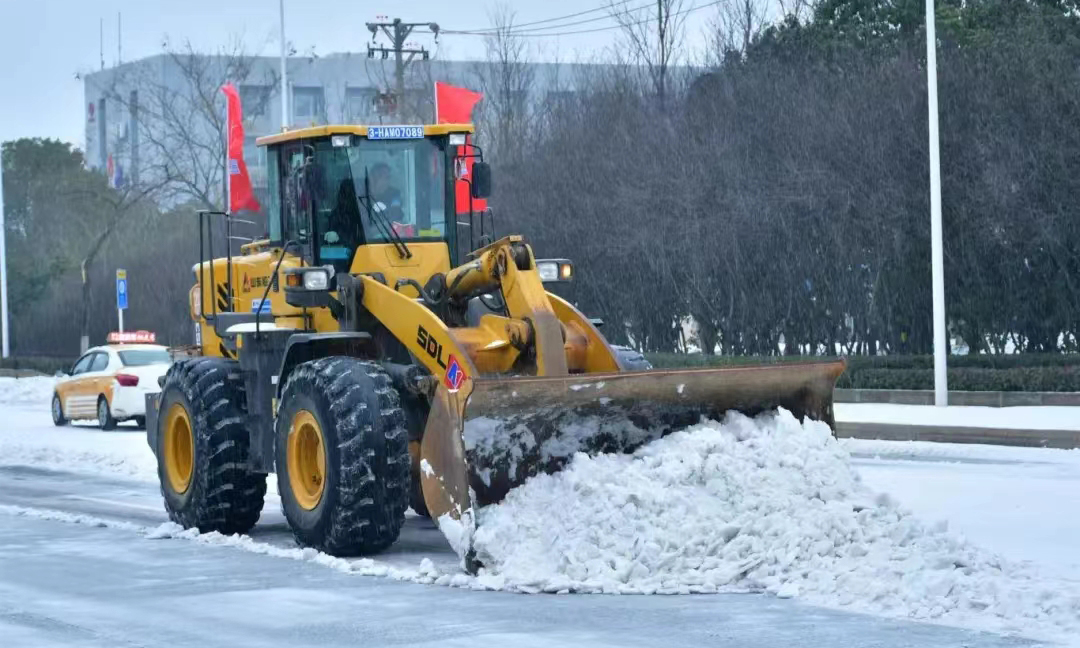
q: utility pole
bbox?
[366,18,439,119]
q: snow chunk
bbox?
[420,458,435,478]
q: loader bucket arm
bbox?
[357,277,480,545]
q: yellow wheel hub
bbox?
[163,403,194,494]
[287,410,326,510]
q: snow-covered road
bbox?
[2,376,1079,646]
[3,507,1030,648]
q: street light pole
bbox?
[279,0,288,130]
[0,145,9,358]
[926,0,948,406]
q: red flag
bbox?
[435,82,486,213]
[435,82,483,124]
[221,83,261,213]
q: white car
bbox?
[52,344,172,430]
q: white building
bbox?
[82,52,590,199]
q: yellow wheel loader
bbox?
[145,123,845,571]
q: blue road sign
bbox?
[116,270,128,311]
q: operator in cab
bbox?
[323,161,405,246]
[369,162,403,220]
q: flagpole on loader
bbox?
[224,91,233,308]
[280,0,288,130]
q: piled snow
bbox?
[0,409,157,481]
[0,376,57,407]
[471,410,1080,640]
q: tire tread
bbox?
[158,358,266,535]
[276,356,410,555]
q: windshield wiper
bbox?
[357,169,412,259]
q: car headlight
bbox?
[536,259,573,283]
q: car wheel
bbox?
[51,393,67,426]
[97,396,117,431]
[134,416,146,429]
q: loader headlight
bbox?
[284,266,335,308]
[536,259,574,283]
[303,269,330,290]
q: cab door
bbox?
[55,352,97,418]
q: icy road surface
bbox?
[1,377,1078,646]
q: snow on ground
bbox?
[0,375,57,407]
[844,438,1080,582]
[0,405,157,481]
[835,402,1080,430]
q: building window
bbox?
[243,137,266,189]
[239,85,272,120]
[345,87,377,123]
[292,87,325,126]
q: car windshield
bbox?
[118,350,171,366]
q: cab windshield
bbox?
[312,136,447,266]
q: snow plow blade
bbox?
[418,359,846,571]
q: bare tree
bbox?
[609,0,688,104]
[77,185,164,352]
[110,39,278,211]
[709,0,770,60]
[473,4,535,164]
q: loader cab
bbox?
[256,124,481,275]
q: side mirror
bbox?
[471,162,492,199]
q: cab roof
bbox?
[255,123,475,147]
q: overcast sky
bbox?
[0,0,717,149]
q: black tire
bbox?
[97,396,117,430]
[134,416,146,429]
[276,357,410,555]
[156,358,266,535]
[51,393,67,426]
[612,344,653,371]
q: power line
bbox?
[444,2,655,36]
[442,1,724,39]
[444,0,641,35]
